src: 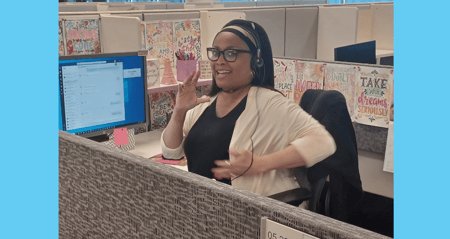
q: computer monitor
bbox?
[59,51,149,141]
[334,40,376,65]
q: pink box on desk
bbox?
[176,60,197,82]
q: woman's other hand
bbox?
[212,150,265,180]
[175,70,210,113]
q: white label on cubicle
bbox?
[123,68,141,78]
[260,217,319,239]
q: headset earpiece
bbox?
[255,49,264,68]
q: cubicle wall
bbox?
[59,2,393,60]
[59,131,391,239]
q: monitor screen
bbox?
[334,41,376,65]
[59,52,148,138]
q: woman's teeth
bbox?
[217,71,230,74]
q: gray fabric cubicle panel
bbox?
[372,4,393,50]
[236,9,286,57]
[166,3,185,9]
[110,13,143,21]
[316,6,358,61]
[144,12,200,22]
[285,7,319,59]
[100,15,141,53]
[59,3,98,12]
[223,1,257,8]
[356,4,374,43]
[256,1,294,7]
[293,0,327,5]
[59,131,392,239]
[137,3,168,10]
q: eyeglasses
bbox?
[207,47,251,62]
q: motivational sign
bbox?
[273,59,295,101]
[59,20,65,55]
[174,19,202,61]
[355,66,393,127]
[150,91,177,130]
[323,63,358,120]
[146,21,174,68]
[64,19,101,55]
[147,59,160,88]
[293,61,325,104]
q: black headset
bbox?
[245,22,265,86]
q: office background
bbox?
[2,1,449,239]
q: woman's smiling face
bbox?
[210,32,253,91]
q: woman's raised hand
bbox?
[175,70,210,113]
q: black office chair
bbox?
[269,90,363,222]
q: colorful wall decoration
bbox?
[59,20,65,56]
[145,21,174,68]
[174,19,202,61]
[149,91,177,130]
[354,66,393,127]
[64,19,101,55]
[293,61,325,104]
[323,63,358,120]
[273,59,296,101]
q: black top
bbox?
[184,96,247,185]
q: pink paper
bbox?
[157,159,181,165]
[177,60,197,82]
[113,128,129,146]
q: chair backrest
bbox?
[299,89,363,222]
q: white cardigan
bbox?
[161,86,336,197]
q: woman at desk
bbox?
[161,20,335,207]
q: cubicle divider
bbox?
[59,130,391,239]
[59,2,393,61]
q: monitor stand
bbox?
[88,134,110,143]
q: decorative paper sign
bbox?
[161,58,177,85]
[140,23,146,50]
[146,21,174,68]
[64,19,101,55]
[383,121,394,173]
[113,128,129,146]
[150,91,177,130]
[273,58,296,101]
[174,19,202,62]
[176,60,197,82]
[59,20,65,56]
[293,61,325,104]
[355,66,393,127]
[198,60,212,79]
[147,59,160,88]
[323,63,358,120]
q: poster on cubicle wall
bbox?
[59,20,65,56]
[323,63,358,120]
[273,58,296,101]
[149,90,177,131]
[293,60,325,104]
[64,19,101,55]
[145,21,175,69]
[354,66,393,128]
[173,19,202,61]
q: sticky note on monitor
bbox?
[114,128,129,146]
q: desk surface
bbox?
[129,129,188,171]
